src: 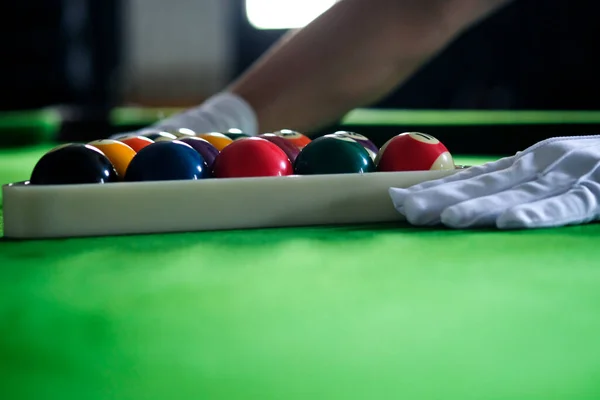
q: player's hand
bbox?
[389,135,600,229]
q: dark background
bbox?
[233,0,600,110]
[3,0,600,111]
[2,0,600,153]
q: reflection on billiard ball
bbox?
[124,141,210,182]
[197,132,234,151]
[331,131,378,160]
[177,136,220,169]
[30,143,118,185]
[273,129,312,149]
[223,128,251,141]
[376,132,455,171]
[160,126,196,138]
[293,135,375,175]
[213,137,293,178]
[88,139,137,179]
[258,133,301,163]
[139,130,178,141]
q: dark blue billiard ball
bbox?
[124,141,210,182]
[30,143,118,185]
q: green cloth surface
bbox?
[2,146,600,399]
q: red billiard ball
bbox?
[258,133,301,163]
[118,136,155,152]
[213,137,293,178]
[273,129,312,149]
[376,132,455,172]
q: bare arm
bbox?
[228,0,513,133]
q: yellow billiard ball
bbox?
[197,132,234,151]
[88,139,137,179]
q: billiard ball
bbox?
[177,136,220,169]
[197,132,234,151]
[118,136,155,152]
[30,143,118,185]
[124,141,210,182]
[223,128,251,141]
[293,135,375,175]
[273,129,312,149]
[376,132,455,172]
[139,130,178,141]
[161,126,196,138]
[88,139,137,178]
[331,131,378,160]
[213,137,293,178]
[258,133,301,163]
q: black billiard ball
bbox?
[29,143,118,185]
[124,141,210,182]
[293,135,376,175]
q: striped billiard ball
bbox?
[376,132,455,172]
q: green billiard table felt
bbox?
[2,146,600,399]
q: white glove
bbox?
[113,92,258,138]
[389,135,600,229]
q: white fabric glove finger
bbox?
[390,160,536,225]
[439,172,574,228]
[392,155,517,195]
[389,156,517,215]
[496,182,600,229]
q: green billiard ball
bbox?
[293,135,376,175]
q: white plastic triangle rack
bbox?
[2,169,459,239]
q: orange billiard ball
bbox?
[273,129,312,149]
[375,132,455,172]
[197,132,234,151]
[118,136,155,152]
[88,139,137,178]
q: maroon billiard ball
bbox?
[177,136,220,169]
[376,132,455,171]
[213,137,293,178]
[331,131,378,160]
[273,129,312,149]
[258,133,301,163]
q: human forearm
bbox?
[229,0,513,133]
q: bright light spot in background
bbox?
[246,0,338,30]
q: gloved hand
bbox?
[112,92,258,138]
[389,135,600,229]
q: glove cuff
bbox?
[200,92,258,136]
[153,92,259,136]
